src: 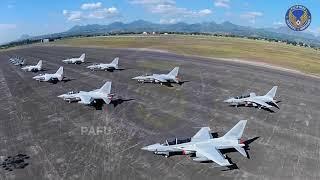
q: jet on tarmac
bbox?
[9,57,25,66]
[87,57,119,71]
[57,81,114,105]
[224,86,279,109]
[62,53,85,64]
[33,66,64,82]
[132,67,180,85]
[142,120,249,167]
[21,60,42,72]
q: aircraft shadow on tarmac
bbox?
[137,80,189,87]
[48,77,75,84]
[228,104,279,113]
[92,98,135,110]
[1,154,30,171]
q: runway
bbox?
[0,46,319,179]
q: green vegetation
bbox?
[53,35,320,76]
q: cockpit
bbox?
[161,137,191,146]
[234,94,250,99]
[67,91,79,95]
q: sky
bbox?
[1,0,320,44]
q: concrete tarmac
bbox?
[0,46,319,180]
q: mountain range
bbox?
[18,20,320,46]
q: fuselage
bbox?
[33,73,63,82]
[22,65,41,72]
[58,90,114,104]
[132,74,178,83]
[87,63,116,70]
[142,137,242,160]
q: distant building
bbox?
[142,32,148,35]
[41,38,54,43]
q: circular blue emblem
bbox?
[285,5,311,31]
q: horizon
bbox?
[1,0,319,43]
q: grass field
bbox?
[52,35,320,76]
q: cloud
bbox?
[81,2,102,10]
[130,0,175,5]
[199,9,212,16]
[0,24,17,30]
[87,7,119,19]
[63,10,82,21]
[63,3,119,21]
[240,11,263,24]
[130,0,212,18]
[214,0,230,8]
[306,28,320,37]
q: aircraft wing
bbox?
[78,94,94,104]
[248,98,272,108]
[194,143,231,166]
[191,127,213,142]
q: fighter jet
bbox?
[142,120,249,167]
[57,81,114,105]
[32,66,64,82]
[14,59,25,66]
[13,58,25,66]
[224,86,279,109]
[62,53,85,64]
[132,67,180,85]
[87,57,119,71]
[21,60,42,72]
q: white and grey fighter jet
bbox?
[86,57,119,71]
[224,86,279,109]
[21,60,42,72]
[142,120,249,167]
[57,81,114,105]
[32,66,64,82]
[132,67,180,85]
[13,58,25,66]
[62,53,85,64]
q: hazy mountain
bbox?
[10,20,320,46]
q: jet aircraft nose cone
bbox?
[141,146,150,151]
[57,94,64,98]
[224,99,231,103]
[132,77,139,80]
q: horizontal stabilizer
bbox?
[234,146,247,158]
[102,97,111,104]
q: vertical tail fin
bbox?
[79,53,85,62]
[265,86,278,98]
[111,57,119,68]
[99,81,112,94]
[37,60,42,68]
[55,66,63,76]
[223,120,247,140]
[168,67,179,77]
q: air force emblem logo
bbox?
[285,5,311,31]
